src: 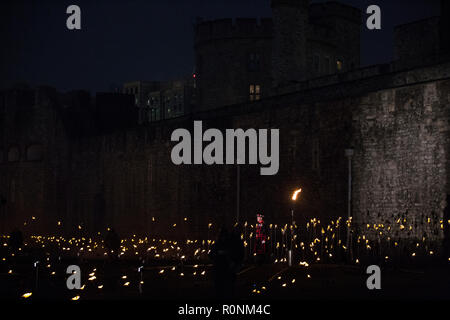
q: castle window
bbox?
[314,55,320,74]
[324,56,330,74]
[197,55,203,75]
[26,144,43,161]
[248,53,261,72]
[249,84,261,101]
[312,139,320,171]
[10,179,15,203]
[336,60,343,71]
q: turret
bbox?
[271,0,309,86]
[440,0,450,54]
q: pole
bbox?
[138,265,143,294]
[345,149,354,262]
[236,164,240,224]
[289,209,293,266]
[34,261,39,291]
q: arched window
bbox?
[26,144,43,161]
[7,146,20,162]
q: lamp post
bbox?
[290,188,302,266]
[236,163,240,224]
[345,148,354,262]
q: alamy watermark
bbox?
[170,121,279,175]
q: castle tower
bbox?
[440,0,450,54]
[271,0,309,87]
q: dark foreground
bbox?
[2,259,450,301]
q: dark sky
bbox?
[0,0,441,93]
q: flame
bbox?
[292,188,302,201]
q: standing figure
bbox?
[104,228,120,260]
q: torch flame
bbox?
[292,188,302,201]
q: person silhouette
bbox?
[228,228,244,296]
[104,228,120,260]
[209,226,245,299]
[443,195,450,259]
[8,227,23,250]
[209,226,233,299]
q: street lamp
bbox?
[345,148,354,262]
[289,188,302,266]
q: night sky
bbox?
[0,0,441,93]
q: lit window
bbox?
[336,60,343,71]
[249,84,261,101]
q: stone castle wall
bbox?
[1,62,450,242]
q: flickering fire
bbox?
[292,188,302,201]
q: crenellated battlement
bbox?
[194,18,273,45]
[271,0,309,9]
[310,1,361,24]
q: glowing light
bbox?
[291,188,302,201]
[22,292,32,298]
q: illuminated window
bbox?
[336,60,343,71]
[249,84,261,101]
